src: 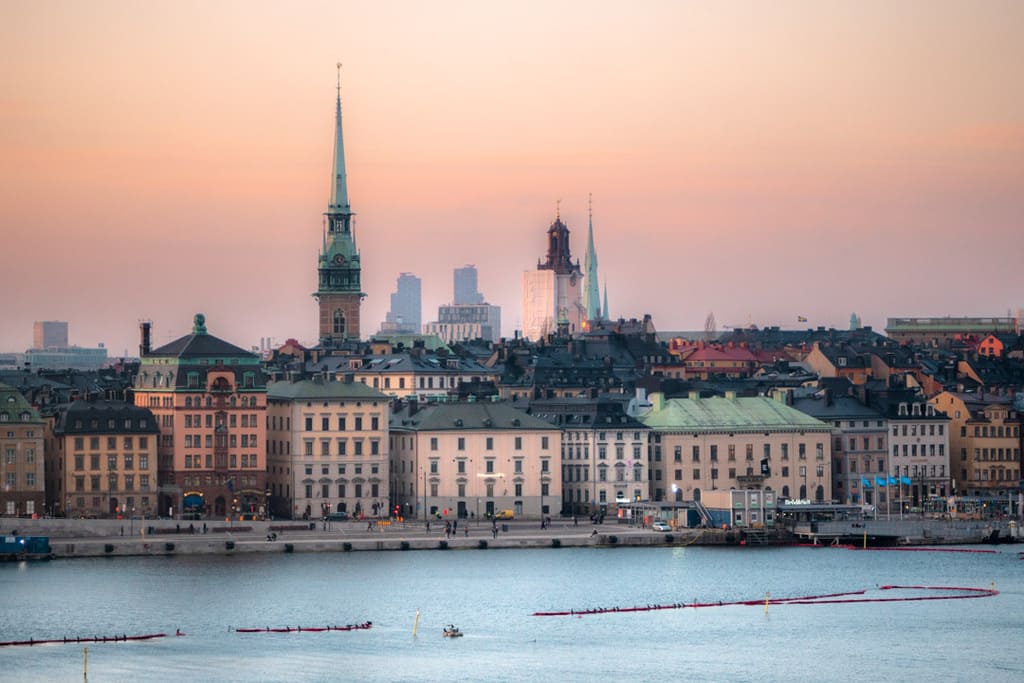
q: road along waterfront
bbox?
[2,542,1022,682]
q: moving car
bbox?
[494,510,515,520]
[326,511,350,521]
[651,520,672,532]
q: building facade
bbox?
[133,315,267,519]
[530,396,649,518]
[521,213,583,341]
[389,402,562,520]
[315,67,364,344]
[425,304,502,344]
[0,382,45,517]
[48,400,159,518]
[791,392,888,506]
[639,393,834,503]
[930,391,1020,506]
[266,378,390,520]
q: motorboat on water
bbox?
[442,624,463,638]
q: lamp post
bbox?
[671,483,679,529]
[422,468,427,521]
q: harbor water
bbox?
[2,545,1022,682]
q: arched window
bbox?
[782,485,790,499]
[815,485,825,502]
[333,309,346,336]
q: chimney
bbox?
[139,321,152,357]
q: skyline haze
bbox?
[2,2,1022,356]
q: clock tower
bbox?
[315,64,364,344]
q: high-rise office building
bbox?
[33,321,68,349]
[382,273,422,334]
[454,265,484,305]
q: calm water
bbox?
[1,545,1022,682]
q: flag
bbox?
[862,477,872,489]
[900,476,912,486]
[876,476,888,487]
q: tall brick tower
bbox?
[315,63,364,344]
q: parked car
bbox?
[651,521,672,532]
[494,510,515,520]
[326,511,350,521]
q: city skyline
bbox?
[2,2,1022,356]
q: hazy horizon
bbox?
[3,2,1022,356]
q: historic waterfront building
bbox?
[930,391,1020,506]
[638,393,834,503]
[266,377,390,520]
[315,66,364,344]
[530,396,649,518]
[791,391,888,506]
[389,401,561,520]
[521,210,583,341]
[0,382,45,517]
[48,400,159,518]
[133,315,267,519]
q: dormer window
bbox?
[898,403,908,416]
[912,404,921,416]
[837,357,847,367]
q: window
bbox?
[485,460,494,473]
[430,437,438,451]
[515,437,522,450]
[486,437,493,451]
[541,436,549,450]
[457,438,465,451]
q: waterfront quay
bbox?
[10,518,767,558]
[6,515,1019,559]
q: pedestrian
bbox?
[452,520,458,534]
[367,520,373,531]
[203,523,207,534]
[426,520,431,532]
[492,526,498,539]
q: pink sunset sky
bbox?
[2,1,1022,356]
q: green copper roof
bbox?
[0,381,43,423]
[641,396,830,433]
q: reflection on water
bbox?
[2,546,1022,682]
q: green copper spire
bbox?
[584,193,601,321]
[329,62,350,214]
[316,64,362,297]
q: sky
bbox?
[2,1,1022,357]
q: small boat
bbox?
[442,625,463,638]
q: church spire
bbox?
[329,62,350,214]
[584,193,601,322]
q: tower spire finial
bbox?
[556,199,561,220]
[336,61,342,96]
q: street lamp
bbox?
[671,483,679,529]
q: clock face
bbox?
[333,254,345,265]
